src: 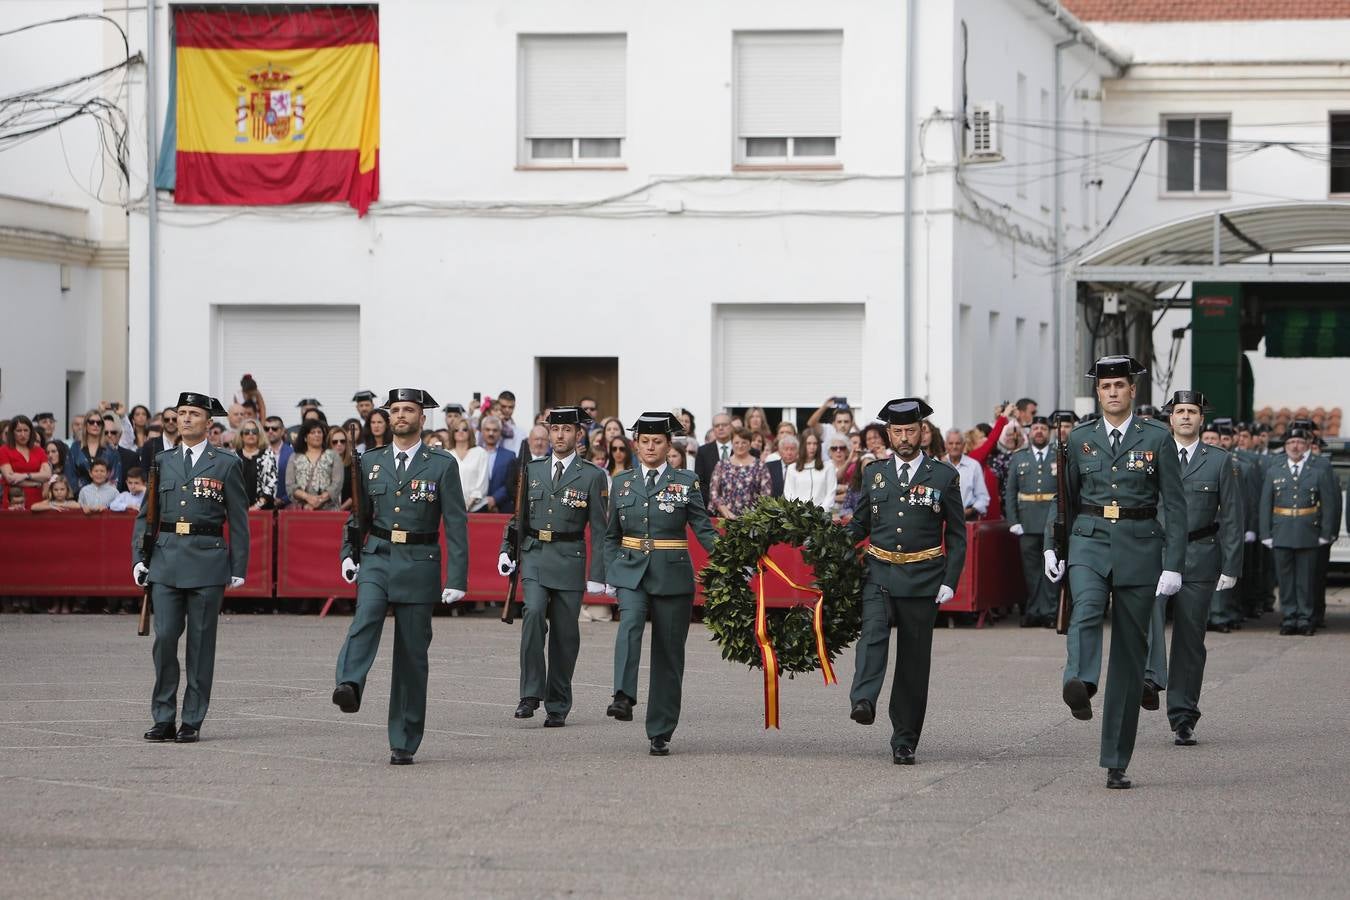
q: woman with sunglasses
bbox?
[66,409,121,492]
[287,419,343,511]
[605,437,632,487]
[830,436,863,523]
[448,419,490,511]
[327,425,357,512]
[231,418,277,510]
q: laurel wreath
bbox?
[700,497,865,676]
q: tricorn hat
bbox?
[547,407,592,427]
[176,392,228,417]
[1161,390,1210,413]
[441,403,466,415]
[352,390,377,403]
[1086,355,1147,379]
[1286,426,1313,441]
[1029,414,1051,426]
[1212,417,1235,436]
[296,397,323,409]
[877,397,934,426]
[383,388,437,409]
[632,412,682,436]
[1134,404,1160,419]
[1049,409,1078,425]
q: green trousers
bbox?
[848,584,939,752]
[1208,583,1242,628]
[1018,533,1058,621]
[1064,566,1153,770]
[613,588,692,741]
[335,590,433,754]
[1145,580,1213,731]
[1273,547,1317,629]
[519,581,583,716]
[151,583,224,728]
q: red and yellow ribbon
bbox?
[754,555,838,730]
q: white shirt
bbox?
[448,443,488,508]
[714,441,732,461]
[391,439,423,467]
[895,452,925,483]
[1030,444,1051,466]
[783,462,837,511]
[548,451,576,482]
[1288,458,1304,478]
[1102,414,1134,448]
[1174,437,1200,469]
[180,438,208,470]
[641,462,668,486]
[947,454,990,515]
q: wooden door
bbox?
[539,357,618,420]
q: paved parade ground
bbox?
[3,591,1349,898]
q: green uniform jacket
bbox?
[1258,458,1337,549]
[1231,448,1263,534]
[499,456,609,590]
[1045,417,1186,586]
[340,443,469,601]
[848,455,967,597]
[133,445,250,589]
[1003,445,1057,535]
[1174,443,1244,583]
[603,467,718,595]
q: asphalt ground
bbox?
[2,589,1348,898]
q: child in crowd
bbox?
[78,459,118,513]
[110,467,146,512]
[32,476,80,512]
[6,485,24,509]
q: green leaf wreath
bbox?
[701,496,864,676]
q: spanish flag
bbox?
[170,8,379,215]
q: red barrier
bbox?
[940,521,1025,624]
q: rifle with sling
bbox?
[500,454,528,624]
[1054,435,1074,635]
[136,460,161,636]
[346,450,367,569]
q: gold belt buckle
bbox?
[640,538,654,551]
[175,521,191,535]
[1103,502,1120,521]
[390,529,408,544]
[538,530,553,542]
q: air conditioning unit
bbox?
[966,102,1004,162]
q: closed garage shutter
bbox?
[215,305,360,421]
[716,303,863,408]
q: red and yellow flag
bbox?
[173,8,379,215]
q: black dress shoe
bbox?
[1106,768,1131,789]
[332,682,360,714]
[1174,725,1196,746]
[649,737,670,756]
[1063,678,1093,721]
[1020,614,1036,628]
[174,725,199,743]
[389,748,414,765]
[1140,679,1161,711]
[143,722,175,742]
[544,711,566,728]
[892,746,916,765]
[850,699,875,725]
[1207,622,1230,634]
[1300,625,1316,636]
[1279,625,1296,636]
[606,693,634,721]
[514,697,540,719]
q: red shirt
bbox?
[0,444,48,508]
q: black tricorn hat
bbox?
[877,397,934,426]
[1134,404,1160,419]
[296,397,323,408]
[442,403,466,415]
[1212,416,1235,436]
[1286,426,1313,441]
[1161,390,1210,413]
[352,390,376,403]
[1086,355,1147,379]
[176,392,228,417]
[632,412,681,436]
[1289,417,1317,432]
[547,406,592,427]
[1049,409,1078,425]
[1029,415,1051,426]
[383,388,437,409]
[34,411,55,420]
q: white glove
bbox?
[935,585,955,605]
[132,562,149,586]
[741,565,757,580]
[341,558,359,583]
[1318,537,1332,546]
[1216,574,1238,591]
[1244,531,1256,544]
[603,584,618,597]
[1261,538,1273,549]
[497,552,517,577]
[1156,570,1182,597]
[1008,523,1024,537]
[441,588,467,605]
[586,581,605,594]
[229,577,246,590]
[1043,549,1065,583]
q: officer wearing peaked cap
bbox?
[847,398,966,766]
[1004,413,1059,628]
[332,388,469,765]
[1259,425,1336,636]
[603,412,718,756]
[132,392,250,744]
[1042,357,1187,789]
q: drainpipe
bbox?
[903,0,917,394]
[145,0,159,408]
[1052,37,1073,407]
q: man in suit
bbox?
[132,392,250,744]
[497,408,609,727]
[333,388,470,765]
[604,412,719,756]
[1259,425,1337,636]
[1044,356,1187,789]
[694,410,734,490]
[1004,414,1058,627]
[765,434,798,497]
[1142,392,1243,746]
[848,399,967,766]
[138,406,179,474]
[479,414,517,514]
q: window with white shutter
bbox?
[214,305,360,419]
[734,31,842,167]
[715,304,863,407]
[519,34,626,166]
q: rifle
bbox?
[346,450,366,568]
[1053,435,1073,635]
[137,460,161,636]
[500,454,529,624]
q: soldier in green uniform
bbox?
[603,412,718,756]
[847,398,967,765]
[332,388,469,765]
[1231,421,1265,621]
[1050,409,1079,450]
[1196,422,1244,632]
[1141,392,1243,745]
[1299,424,1340,631]
[1004,414,1058,628]
[1043,357,1186,789]
[133,392,250,744]
[352,390,376,423]
[497,407,609,727]
[1259,425,1336,636]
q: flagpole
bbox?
[145,0,159,408]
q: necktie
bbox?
[1110,429,1122,453]
[899,462,911,487]
[647,469,658,492]
[1179,447,1188,469]
[1291,463,1299,479]
[396,451,408,477]
[183,445,194,471]
[1036,451,1044,466]
[554,460,564,485]
[720,444,729,461]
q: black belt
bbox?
[1187,522,1220,542]
[526,527,584,543]
[370,526,439,545]
[160,521,222,536]
[1078,503,1157,521]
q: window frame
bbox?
[732,30,843,172]
[1160,114,1231,197]
[516,33,628,171]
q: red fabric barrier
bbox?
[941,521,1025,621]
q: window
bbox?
[1163,115,1228,193]
[735,31,842,166]
[519,34,626,166]
[1331,113,1350,195]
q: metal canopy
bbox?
[1071,202,1350,289]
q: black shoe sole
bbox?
[332,685,360,714]
[1106,779,1132,789]
[850,704,875,725]
[893,754,915,766]
[514,709,535,719]
[174,733,198,744]
[649,745,669,756]
[544,718,566,728]
[1063,679,1093,721]
[389,756,414,766]
[143,731,175,742]
[1174,735,1197,746]
[606,705,633,721]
